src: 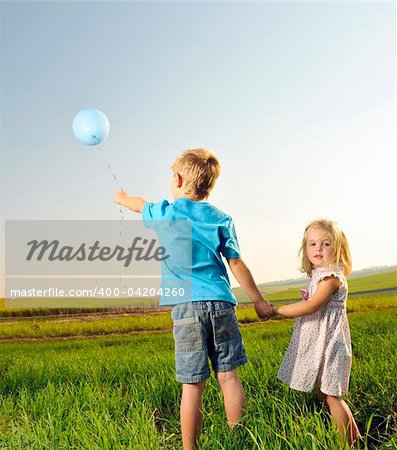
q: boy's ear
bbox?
[176,173,183,188]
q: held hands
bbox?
[254,298,273,321]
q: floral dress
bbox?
[277,266,352,396]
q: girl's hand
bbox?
[114,190,129,205]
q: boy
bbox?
[114,148,272,450]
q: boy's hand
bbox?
[254,298,273,321]
[114,190,129,206]
[113,191,147,213]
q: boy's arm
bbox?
[226,257,273,319]
[273,276,341,318]
[114,190,147,213]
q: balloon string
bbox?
[96,145,123,188]
[108,163,123,189]
[97,145,128,291]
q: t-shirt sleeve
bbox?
[219,218,241,259]
[142,200,170,228]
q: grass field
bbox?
[0,271,395,448]
[0,301,396,449]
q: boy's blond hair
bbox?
[172,148,221,200]
[299,219,352,277]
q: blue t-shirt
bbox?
[142,198,240,306]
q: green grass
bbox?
[348,270,397,292]
[0,309,395,449]
[0,312,173,340]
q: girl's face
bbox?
[306,227,334,269]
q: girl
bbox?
[273,219,361,447]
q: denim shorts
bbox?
[171,301,248,383]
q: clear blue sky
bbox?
[1,1,396,286]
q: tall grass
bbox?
[0,309,395,449]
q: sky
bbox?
[1,1,396,290]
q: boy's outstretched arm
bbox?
[114,190,147,213]
[226,258,273,320]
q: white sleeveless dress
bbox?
[277,266,352,396]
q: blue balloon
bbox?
[72,108,110,146]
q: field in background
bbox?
[236,269,397,303]
[0,294,395,341]
[1,269,396,316]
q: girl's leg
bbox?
[180,381,206,450]
[325,395,361,447]
[216,369,246,428]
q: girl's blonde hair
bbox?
[171,148,221,201]
[299,219,352,277]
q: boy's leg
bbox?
[172,302,210,450]
[216,369,246,428]
[325,395,361,447]
[209,302,248,428]
[181,381,206,450]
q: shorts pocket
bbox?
[173,316,203,352]
[214,307,240,345]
